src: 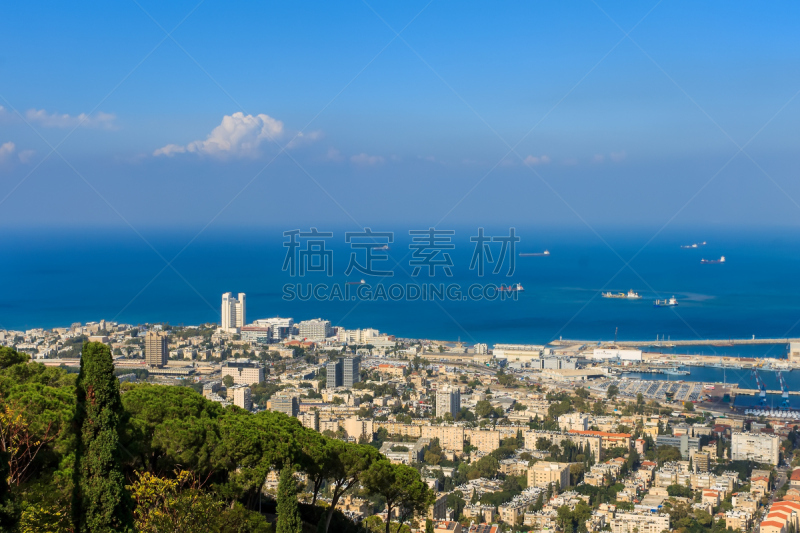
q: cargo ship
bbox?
[499,283,524,292]
[602,290,641,299]
[653,296,678,307]
[701,256,725,264]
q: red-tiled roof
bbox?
[791,469,800,481]
[761,521,786,528]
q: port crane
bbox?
[778,371,791,410]
[751,369,768,406]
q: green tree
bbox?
[607,385,619,401]
[321,441,379,533]
[363,461,433,533]
[222,375,235,388]
[72,342,133,532]
[276,467,302,533]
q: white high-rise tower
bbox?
[221,292,246,332]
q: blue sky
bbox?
[1,1,799,230]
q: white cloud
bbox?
[325,147,344,162]
[153,144,187,157]
[0,142,15,162]
[25,109,116,129]
[523,155,550,166]
[285,130,323,149]
[18,149,35,163]
[610,150,627,162]
[350,153,384,166]
[153,112,304,158]
[593,154,605,163]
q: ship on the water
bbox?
[520,250,550,257]
[681,241,707,249]
[653,296,678,307]
[499,283,524,292]
[664,367,690,376]
[602,290,641,299]
[701,256,725,264]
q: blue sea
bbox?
[3,226,800,352]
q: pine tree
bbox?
[277,467,303,533]
[73,342,133,532]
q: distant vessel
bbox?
[653,296,678,307]
[520,250,550,257]
[499,283,524,292]
[602,290,641,299]
[346,279,366,285]
[681,241,707,249]
[701,256,725,264]
[375,245,390,251]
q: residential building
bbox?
[528,461,570,489]
[297,318,332,340]
[221,360,264,385]
[272,395,299,417]
[691,450,711,473]
[299,411,319,431]
[725,510,752,532]
[240,325,271,345]
[655,434,701,459]
[466,429,500,454]
[610,512,670,533]
[221,292,246,332]
[559,413,589,432]
[436,387,461,419]
[569,430,632,450]
[253,317,294,341]
[732,432,780,465]
[433,521,462,533]
[144,330,168,368]
[230,385,252,410]
[344,417,373,441]
[327,356,361,388]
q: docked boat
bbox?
[602,290,642,299]
[701,256,725,264]
[653,296,678,307]
[664,367,690,376]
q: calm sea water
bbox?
[3,226,800,350]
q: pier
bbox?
[552,337,799,347]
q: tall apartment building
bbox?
[527,461,570,489]
[436,387,461,419]
[297,318,332,340]
[655,434,701,459]
[327,356,361,388]
[253,317,294,341]
[231,385,252,411]
[221,360,264,385]
[144,330,168,368]
[221,292,246,332]
[272,395,299,417]
[731,432,780,465]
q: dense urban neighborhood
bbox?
[2,294,800,532]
